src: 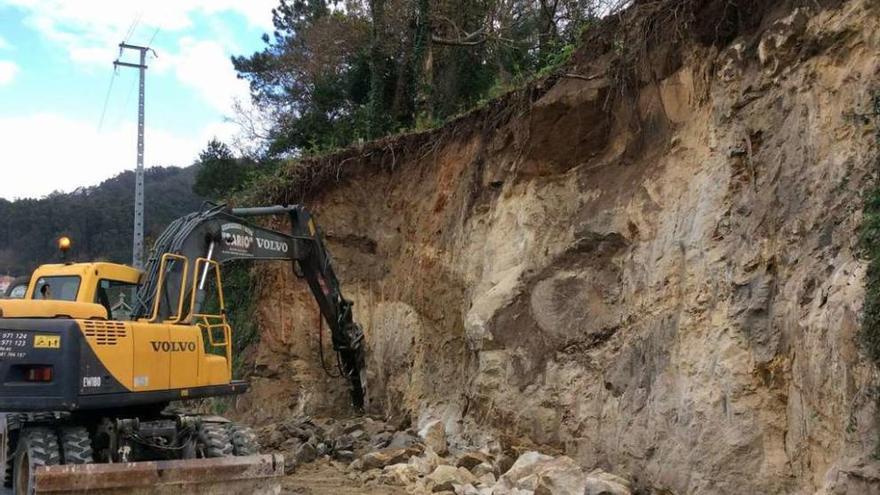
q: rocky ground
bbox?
[261,416,631,495]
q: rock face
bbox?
[238,1,880,493]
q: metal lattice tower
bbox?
[114,43,154,269]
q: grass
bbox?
[859,96,880,368]
[858,93,880,455]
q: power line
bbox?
[111,71,138,130]
[146,27,160,48]
[96,68,118,132]
[122,11,143,45]
[100,11,146,132]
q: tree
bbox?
[193,139,251,199]
[231,0,611,157]
[0,166,203,276]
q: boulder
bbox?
[410,449,443,476]
[472,462,496,478]
[371,431,393,449]
[583,469,631,495]
[283,454,297,473]
[496,453,586,495]
[476,472,496,487]
[494,453,516,476]
[343,420,366,434]
[497,451,553,485]
[358,447,421,471]
[363,418,388,437]
[380,463,421,486]
[427,465,478,492]
[280,437,301,451]
[419,420,448,455]
[388,430,420,449]
[455,483,481,495]
[533,457,587,495]
[293,442,318,465]
[334,433,355,451]
[457,451,493,471]
[316,442,330,457]
[335,450,355,462]
[262,424,285,448]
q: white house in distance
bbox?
[0,275,13,295]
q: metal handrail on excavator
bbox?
[148,253,189,324]
[190,257,233,373]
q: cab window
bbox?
[8,284,27,299]
[33,276,80,301]
[95,279,137,321]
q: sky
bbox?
[0,0,277,200]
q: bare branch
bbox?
[431,26,487,47]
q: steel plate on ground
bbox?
[33,454,283,494]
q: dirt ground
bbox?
[281,460,406,495]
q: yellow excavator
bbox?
[0,204,367,494]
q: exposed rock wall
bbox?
[236,1,880,493]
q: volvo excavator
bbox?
[0,204,368,494]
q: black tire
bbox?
[197,423,233,458]
[2,433,11,488]
[4,413,21,488]
[13,428,60,495]
[59,427,93,464]
[226,423,259,456]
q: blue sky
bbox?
[0,0,277,199]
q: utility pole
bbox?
[114,43,155,270]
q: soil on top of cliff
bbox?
[241,0,844,210]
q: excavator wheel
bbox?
[197,422,233,458]
[226,423,259,456]
[2,433,12,488]
[13,427,60,495]
[59,427,93,464]
[3,413,21,488]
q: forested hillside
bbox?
[0,166,203,276]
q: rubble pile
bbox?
[259,416,634,494]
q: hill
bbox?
[0,166,203,275]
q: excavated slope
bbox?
[235,1,880,493]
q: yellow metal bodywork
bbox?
[26,262,142,300]
[1,261,233,394]
[79,320,230,391]
[0,300,108,319]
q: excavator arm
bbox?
[131,204,367,409]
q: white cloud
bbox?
[1,0,276,66]
[2,0,262,116]
[0,0,272,198]
[0,34,11,50]
[0,60,19,85]
[153,38,251,112]
[0,112,237,200]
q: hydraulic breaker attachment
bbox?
[32,454,284,495]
